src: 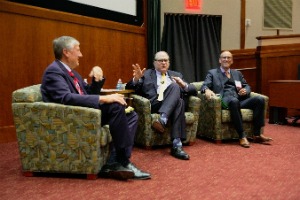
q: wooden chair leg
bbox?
[23,171,34,177]
[144,145,152,150]
[215,139,222,144]
[87,174,97,180]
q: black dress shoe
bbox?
[152,118,166,133]
[99,163,134,180]
[125,162,151,180]
[171,147,190,160]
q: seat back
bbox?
[12,84,42,103]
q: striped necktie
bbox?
[68,71,84,95]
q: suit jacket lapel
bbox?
[56,60,72,80]
[167,70,175,82]
[231,70,239,81]
[216,68,227,85]
[56,60,77,92]
[150,69,158,89]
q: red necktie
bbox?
[68,71,84,95]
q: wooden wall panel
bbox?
[256,43,300,97]
[229,44,300,97]
[229,49,257,92]
[0,1,147,142]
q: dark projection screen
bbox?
[9,0,144,26]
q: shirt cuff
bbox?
[184,84,189,92]
[132,78,138,85]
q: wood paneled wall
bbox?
[230,38,300,119]
[228,41,300,97]
[0,1,147,143]
[255,35,300,118]
[230,49,257,92]
[256,42,300,97]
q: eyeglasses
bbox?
[155,59,169,63]
[221,56,232,60]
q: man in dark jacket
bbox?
[126,51,197,160]
[200,50,273,148]
[41,36,150,180]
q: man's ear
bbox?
[62,48,69,57]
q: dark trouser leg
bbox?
[168,98,186,140]
[124,111,138,158]
[241,96,265,136]
[157,83,181,116]
[106,111,138,164]
[100,103,137,165]
[227,98,245,139]
[151,83,186,140]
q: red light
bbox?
[185,0,201,10]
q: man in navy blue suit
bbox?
[41,36,150,180]
[126,51,197,160]
[201,50,273,148]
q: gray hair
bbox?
[53,36,80,59]
[154,51,169,60]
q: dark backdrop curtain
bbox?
[147,0,161,67]
[161,14,222,82]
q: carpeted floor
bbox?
[0,123,299,200]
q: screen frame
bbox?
[9,0,144,26]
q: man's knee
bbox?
[256,96,265,105]
[228,98,240,109]
[251,96,265,108]
[168,82,181,92]
[109,103,126,114]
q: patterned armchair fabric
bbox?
[131,94,201,148]
[12,84,112,179]
[191,82,269,143]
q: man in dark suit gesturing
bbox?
[126,51,197,160]
[41,36,150,180]
[200,50,273,148]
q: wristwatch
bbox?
[201,87,207,94]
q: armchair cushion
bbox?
[221,109,253,123]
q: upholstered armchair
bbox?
[130,94,201,148]
[12,84,112,179]
[191,82,269,143]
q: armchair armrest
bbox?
[130,94,153,146]
[197,92,222,119]
[130,94,152,126]
[12,102,104,143]
[187,95,201,119]
[250,92,269,101]
[250,92,269,118]
[197,92,223,134]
